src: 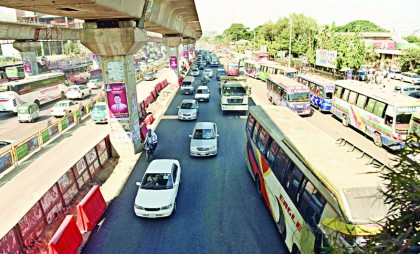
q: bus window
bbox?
[285,165,304,204]
[341,89,350,101]
[257,127,270,154]
[365,98,376,113]
[325,92,333,99]
[356,94,367,108]
[272,148,290,183]
[373,101,387,118]
[298,180,326,233]
[246,115,256,135]
[252,122,261,144]
[348,91,358,105]
[334,86,343,98]
[266,140,279,167]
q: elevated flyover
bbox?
[0,0,202,156]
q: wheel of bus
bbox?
[373,132,383,147]
[292,245,301,254]
[255,174,263,199]
[276,199,287,240]
[341,115,349,127]
[81,93,85,100]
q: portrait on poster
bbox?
[106,83,129,119]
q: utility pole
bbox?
[288,19,292,68]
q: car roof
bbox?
[194,122,216,129]
[181,99,197,103]
[146,159,179,174]
[197,86,209,89]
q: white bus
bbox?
[0,73,67,113]
[245,105,390,254]
[331,80,420,149]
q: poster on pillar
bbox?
[170,56,178,70]
[23,58,32,74]
[189,46,194,56]
[183,50,188,59]
[106,83,130,120]
[107,61,124,83]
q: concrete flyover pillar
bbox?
[163,36,182,77]
[182,38,191,64]
[13,41,41,77]
[80,21,148,156]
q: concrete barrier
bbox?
[48,215,82,254]
[76,186,106,232]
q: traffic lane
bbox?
[83,71,287,253]
[0,89,103,142]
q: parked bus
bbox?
[266,75,311,116]
[251,51,270,62]
[259,61,298,80]
[226,61,239,76]
[332,80,420,149]
[245,105,390,254]
[244,59,261,79]
[297,74,335,112]
[49,63,91,85]
[0,73,67,113]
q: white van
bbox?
[181,76,195,95]
[195,86,210,102]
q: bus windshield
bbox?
[229,63,239,70]
[222,86,246,96]
[288,92,309,102]
[396,113,412,130]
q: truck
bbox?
[219,76,251,112]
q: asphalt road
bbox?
[0,73,103,143]
[82,66,289,253]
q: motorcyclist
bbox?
[144,128,158,151]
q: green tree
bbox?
[336,20,389,32]
[63,41,81,56]
[403,35,420,44]
[399,47,420,70]
[222,23,251,42]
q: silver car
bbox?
[178,99,199,120]
[189,122,218,157]
[191,68,200,77]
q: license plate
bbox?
[149,214,156,218]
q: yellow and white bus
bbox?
[0,73,67,113]
[245,106,390,254]
[331,80,420,149]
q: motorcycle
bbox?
[144,140,155,162]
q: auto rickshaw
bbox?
[17,102,40,123]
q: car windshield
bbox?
[145,72,153,76]
[218,70,226,75]
[180,102,195,109]
[288,92,310,102]
[197,89,208,94]
[222,86,246,96]
[193,128,215,139]
[17,107,29,114]
[93,105,106,112]
[192,69,199,72]
[141,173,173,189]
[68,87,78,91]
[412,74,420,78]
[181,81,192,87]
[409,93,420,99]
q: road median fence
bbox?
[0,95,105,177]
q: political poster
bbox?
[315,50,337,68]
[106,83,129,119]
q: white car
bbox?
[134,159,181,218]
[189,122,218,157]
[178,99,199,120]
[66,85,91,99]
[195,86,210,102]
[388,70,402,80]
[191,68,200,77]
[401,72,420,85]
[86,79,103,89]
[50,100,80,117]
[203,69,213,78]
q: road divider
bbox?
[48,215,83,254]
[76,185,106,232]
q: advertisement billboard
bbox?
[106,83,129,119]
[316,50,337,68]
[169,56,178,70]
